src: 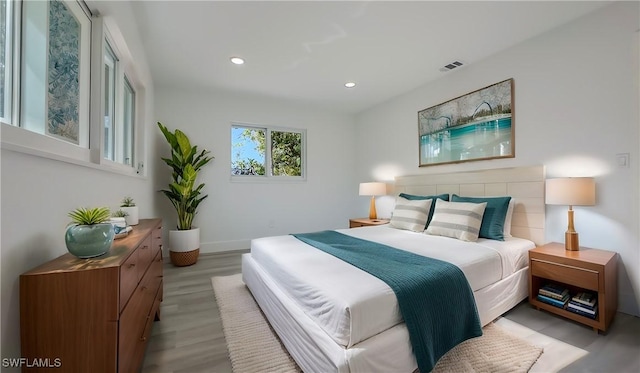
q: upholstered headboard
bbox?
[394,166,545,245]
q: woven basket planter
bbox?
[170,249,200,267]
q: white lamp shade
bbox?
[545,177,595,206]
[359,182,386,196]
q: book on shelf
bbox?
[572,292,597,307]
[568,301,597,314]
[539,283,569,299]
[567,305,598,319]
[539,288,568,300]
[537,293,569,308]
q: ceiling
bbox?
[127,1,610,114]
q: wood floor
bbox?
[142,251,640,373]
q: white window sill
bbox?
[1,123,145,179]
[230,175,307,183]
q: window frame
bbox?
[231,122,307,183]
[0,0,13,124]
[0,0,145,177]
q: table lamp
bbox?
[359,182,386,220]
[545,177,596,251]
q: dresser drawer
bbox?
[137,235,153,279]
[152,225,163,257]
[120,250,139,312]
[118,283,152,373]
[530,258,599,291]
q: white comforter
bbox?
[250,225,532,348]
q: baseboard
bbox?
[199,239,251,253]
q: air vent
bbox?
[439,61,464,72]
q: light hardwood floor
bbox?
[142,251,640,373]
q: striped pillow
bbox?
[389,197,433,232]
[426,200,487,242]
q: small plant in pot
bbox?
[120,196,139,226]
[65,207,115,259]
[158,122,213,266]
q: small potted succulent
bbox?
[120,196,139,226]
[65,207,115,258]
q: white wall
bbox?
[153,88,358,252]
[0,0,157,365]
[355,2,640,316]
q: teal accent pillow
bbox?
[398,193,449,228]
[450,195,512,241]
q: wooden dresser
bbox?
[20,218,163,372]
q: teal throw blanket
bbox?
[292,231,482,373]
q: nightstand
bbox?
[349,218,390,228]
[529,242,618,333]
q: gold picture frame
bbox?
[418,79,514,167]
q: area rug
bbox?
[212,274,545,373]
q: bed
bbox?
[242,166,545,373]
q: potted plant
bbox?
[65,207,115,258]
[120,196,139,226]
[158,122,214,266]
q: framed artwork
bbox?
[418,79,514,167]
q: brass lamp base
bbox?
[369,196,378,220]
[564,207,580,251]
[565,231,579,251]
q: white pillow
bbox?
[503,198,515,238]
[426,199,487,242]
[390,196,433,232]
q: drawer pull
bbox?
[141,245,149,249]
[141,286,148,291]
[128,263,136,268]
[531,258,599,273]
[140,336,147,342]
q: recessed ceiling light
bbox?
[230,57,245,65]
[345,82,356,88]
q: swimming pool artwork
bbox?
[418,79,514,167]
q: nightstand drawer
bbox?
[530,258,599,291]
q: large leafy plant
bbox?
[158,122,214,230]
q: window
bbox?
[0,0,11,123]
[1,0,143,175]
[104,41,117,160]
[231,124,306,180]
[102,34,137,167]
[20,0,91,146]
[121,77,135,166]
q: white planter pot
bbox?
[121,206,139,226]
[169,228,200,252]
[169,228,200,267]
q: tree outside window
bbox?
[231,124,305,179]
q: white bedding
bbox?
[250,225,534,348]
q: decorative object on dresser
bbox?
[545,177,596,251]
[529,242,617,333]
[158,122,214,266]
[65,206,115,258]
[358,182,386,219]
[110,210,130,239]
[21,218,163,373]
[349,218,390,228]
[120,196,139,226]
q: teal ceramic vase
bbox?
[65,223,115,259]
